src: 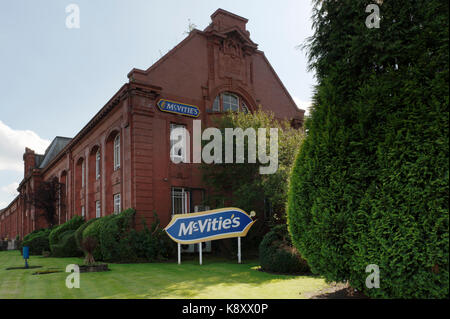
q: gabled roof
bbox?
[38,137,72,169]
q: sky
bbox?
[0,0,316,209]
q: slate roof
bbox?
[38,137,72,169]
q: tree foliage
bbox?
[201,108,304,221]
[24,178,65,228]
[288,0,448,298]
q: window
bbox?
[223,93,239,112]
[170,124,187,163]
[242,101,249,114]
[81,161,85,187]
[95,201,101,218]
[95,150,101,180]
[81,206,85,218]
[171,187,190,215]
[212,95,220,112]
[113,194,121,214]
[114,135,120,170]
[211,92,248,113]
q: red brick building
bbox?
[0,9,304,240]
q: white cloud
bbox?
[293,97,313,116]
[0,120,50,172]
[1,182,19,197]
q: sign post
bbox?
[23,246,29,269]
[165,207,255,265]
[238,237,241,264]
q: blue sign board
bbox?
[165,208,255,244]
[157,99,200,118]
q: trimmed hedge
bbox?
[50,229,81,257]
[49,216,84,256]
[259,225,309,274]
[80,209,176,263]
[20,229,51,255]
[23,229,51,255]
[98,209,136,262]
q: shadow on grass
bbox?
[99,258,325,298]
[6,266,42,270]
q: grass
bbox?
[0,250,329,299]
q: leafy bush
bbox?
[98,209,137,262]
[259,225,309,274]
[129,214,176,262]
[51,230,82,257]
[49,215,84,256]
[21,229,51,255]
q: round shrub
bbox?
[51,230,81,257]
[21,229,51,255]
[259,225,309,274]
[49,215,84,255]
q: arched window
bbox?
[222,93,239,112]
[114,135,120,170]
[210,92,249,113]
[95,150,101,180]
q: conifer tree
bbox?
[287,0,448,298]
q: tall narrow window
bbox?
[212,95,220,112]
[95,201,101,218]
[171,187,190,215]
[114,135,120,170]
[113,194,121,214]
[81,206,85,218]
[170,124,187,163]
[96,150,101,180]
[81,161,85,187]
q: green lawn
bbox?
[0,250,329,299]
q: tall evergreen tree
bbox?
[287,0,448,298]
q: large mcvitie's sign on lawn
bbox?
[157,99,200,118]
[165,208,255,244]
